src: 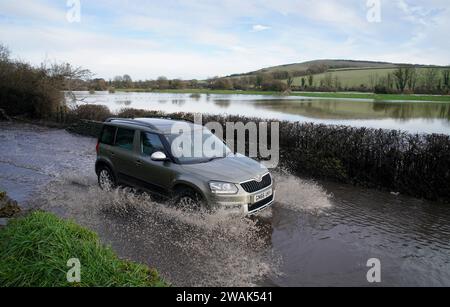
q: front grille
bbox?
[248,195,274,213]
[241,174,272,193]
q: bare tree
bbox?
[122,74,133,88]
[369,74,378,90]
[307,74,314,87]
[0,44,10,62]
[42,62,93,106]
[287,73,294,89]
[407,68,418,92]
[423,68,439,92]
[157,76,169,89]
[442,69,450,91]
[393,67,415,93]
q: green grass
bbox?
[0,211,167,287]
[116,88,450,102]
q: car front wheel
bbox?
[174,187,205,212]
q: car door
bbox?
[134,131,175,195]
[110,127,138,184]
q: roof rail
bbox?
[105,118,158,130]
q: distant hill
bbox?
[226,59,448,89]
[228,59,438,78]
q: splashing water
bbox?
[273,172,333,213]
[34,173,284,287]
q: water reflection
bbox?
[72,92,450,134]
[214,99,231,108]
[172,99,186,106]
[115,100,132,106]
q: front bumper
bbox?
[208,184,276,215]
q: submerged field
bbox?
[116,89,450,102]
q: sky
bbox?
[0,0,449,80]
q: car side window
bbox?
[100,126,117,145]
[115,128,135,151]
[142,132,165,156]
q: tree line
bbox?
[85,66,450,95]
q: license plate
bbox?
[254,189,273,203]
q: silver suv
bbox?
[95,118,275,215]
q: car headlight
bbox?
[209,181,238,194]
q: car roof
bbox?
[105,117,204,134]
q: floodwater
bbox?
[72,92,450,135]
[1,123,450,286]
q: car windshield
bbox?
[165,129,232,164]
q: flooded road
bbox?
[1,123,450,286]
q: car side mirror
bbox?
[151,151,168,162]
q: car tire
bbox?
[174,187,205,212]
[97,166,117,191]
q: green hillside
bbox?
[225,60,449,92]
[231,59,401,77]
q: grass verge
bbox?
[0,211,167,287]
[115,89,450,103]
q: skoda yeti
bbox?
[95,118,275,215]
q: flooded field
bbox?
[72,92,450,134]
[1,123,450,286]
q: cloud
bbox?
[251,24,271,32]
[0,0,449,79]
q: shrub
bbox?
[75,104,112,121]
[0,61,63,119]
[261,80,288,92]
[0,211,167,287]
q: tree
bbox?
[0,44,10,62]
[301,77,306,88]
[170,79,184,89]
[90,78,108,91]
[423,68,439,92]
[189,79,199,89]
[113,76,124,88]
[122,74,133,88]
[261,80,288,92]
[307,74,314,87]
[44,62,92,96]
[393,67,415,93]
[157,76,169,89]
[255,74,264,89]
[212,78,233,90]
[369,74,379,90]
[321,73,334,90]
[442,69,450,91]
[407,68,418,92]
[286,73,294,89]
[334,76,341,91]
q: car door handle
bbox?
[136,160,143,165]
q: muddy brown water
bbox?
[1,123,449,286]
